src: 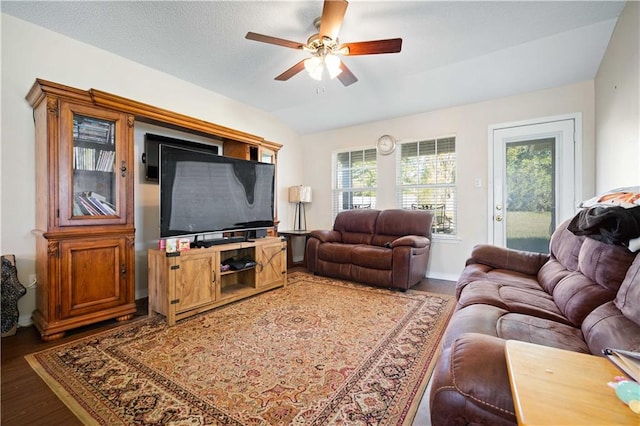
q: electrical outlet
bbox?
[28,274,37,287]
[474,178,482,188]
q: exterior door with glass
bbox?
[490,116,579,253]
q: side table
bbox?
[277,230,311,268]
[505,340,638,425]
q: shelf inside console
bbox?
[220,283,255,300]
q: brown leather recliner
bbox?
[305,209,433,290]
[429,218,640,425]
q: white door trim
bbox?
[487,113,582,245]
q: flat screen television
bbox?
[144,133,220,181]
[159,145,275,239]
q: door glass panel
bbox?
[505,138,555,253]
[72,114,117,217]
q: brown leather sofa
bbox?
[305,209,433,290]
[429,218,640,425]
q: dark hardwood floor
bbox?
[0,270,455,425]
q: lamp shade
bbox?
[288,186,312,203]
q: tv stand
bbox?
[148,236,286,325]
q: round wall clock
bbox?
[377,135,396,155]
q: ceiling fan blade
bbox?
[275,60,307,81]
[319,0,348,41]
[245,32,304,50]
[337,61,358,86]
[342,38,403,55]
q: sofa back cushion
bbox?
[371,209,433,246]
[537,218,636,326]
[333,209,380,245]
[537,220,583,293]
[614,254,640,327]
[578,239,636,291]
[549,220,583,270]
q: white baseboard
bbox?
[426,271,459,282]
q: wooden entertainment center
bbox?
[148,237,286,325]
[26,79,283,339]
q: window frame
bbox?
[395,135,458,237]
[332,147,378,220]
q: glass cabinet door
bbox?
[59,102,129,226]
[261,148,275,164]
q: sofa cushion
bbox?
[457,264,543,298]
[578,238,636,292]
[614,254,640,327]
[535,222,584,294]
[351,245,392,270]
[333,209,379,245]
[536,259,573,294]
[497,313,590,353]
[317,243,353,264]
[371,209,432,246]
[457,282,571,325]
[443,304,590,353]
[551,239,636,326]
[548,220,584,272]
[583,301,640,355]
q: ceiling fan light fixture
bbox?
[304,56,324,80]
[304,52,342,81]
[246,0,402,86]
[325,53,343,79]
[309,67,324,81]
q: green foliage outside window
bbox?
[334,149,377,215]
[505,139,554,212]
[398,137,457,234]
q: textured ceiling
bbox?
[2,1,626,134]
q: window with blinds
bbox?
[397,137,457,235]
[333,148,377,218]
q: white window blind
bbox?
[397,137,457,235]
[333,148,377,218]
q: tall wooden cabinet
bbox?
[27,80,136,340]
[26,79,284,339]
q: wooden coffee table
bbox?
[505,340,638,425]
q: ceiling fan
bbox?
[245,0,402,86]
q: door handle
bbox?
[495,215,503,222]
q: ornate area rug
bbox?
[25,272,455,425]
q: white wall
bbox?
[595,1,640,191]
[301,82,596,280]
[1,14,303,325]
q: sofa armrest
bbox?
[429,333,517,425]
[390,235,430,249]
[467,244,549,276]
[308,229,342,243]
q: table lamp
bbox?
[288,185,312,230]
